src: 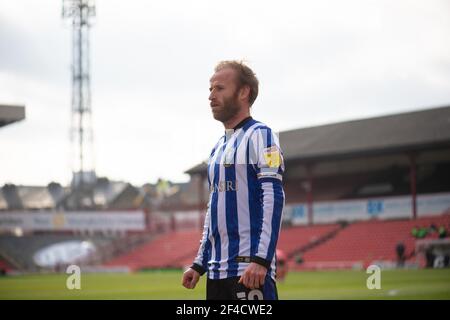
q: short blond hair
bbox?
[215,60,259,106]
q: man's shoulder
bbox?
[247,120,275,133]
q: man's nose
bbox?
[209,91,214,101]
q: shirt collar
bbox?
[233,116,253,130]
[224,116,253,141]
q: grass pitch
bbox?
[1,268,449,300]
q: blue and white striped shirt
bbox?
[192,117,285,280]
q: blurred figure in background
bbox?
[395,242,406,268]
[276,249,288,281]
[438,225,448,239]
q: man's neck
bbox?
[223,111,251,130]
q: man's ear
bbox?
[239,85,251,103]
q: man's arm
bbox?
[253,178,285,267]
[191,206,211,275]
[181,206,211,289]
[240,127,285,289]
[239,179,285,289]
[182,140,223,289]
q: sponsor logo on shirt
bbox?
[209,180,238,192]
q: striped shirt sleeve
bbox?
[191,206,211,275]
[249,127,285,268]
[191,138,224,275]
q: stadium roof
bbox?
[0,104,25,128]
[186,105,450,175]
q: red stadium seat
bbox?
[298,215,450,270]
[104,230,202,271]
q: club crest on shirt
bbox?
[263,146,281,168]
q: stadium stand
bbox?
[0,233,139,272]
[0,257,13,273]
[277,223,342,257]
[284,162,450,203]
[284,173,371,202]
[104,230,201,271]
[102,215,450,272]
[298,214,450,270]
[1,212,448,273]
[104,224,341,271]
[418,162,450,194]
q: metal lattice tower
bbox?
[62,0,96,209]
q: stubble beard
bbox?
[212,89,241,124]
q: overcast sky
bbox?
[1,0,450,187]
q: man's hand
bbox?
[182,268,200,289]
[238,262,267,289]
